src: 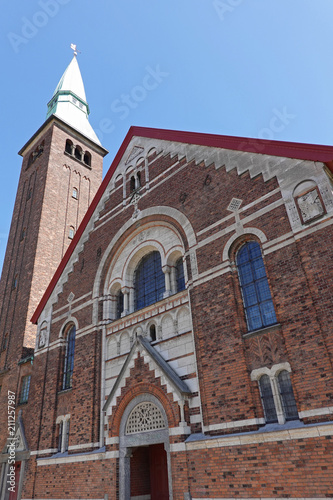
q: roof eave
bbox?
[18,115,108,157]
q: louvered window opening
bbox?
[126,402,166,435]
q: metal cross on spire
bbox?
[70,43,81,56]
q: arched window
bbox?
[62,325,76,390]
[116,290,124,319]
[74,146,82,161]
[175,257,185,292]
[130,176,136,193]
[83,151,91,166]
[277,370,298,421]
[72,187,78,199]
[130,173,141,193]
[134,251,165,310]
[65,139,73,155]
[149,324,157,342]
[236,241,277,331]
[69,226,75,239]
[259,375,278,423]
[57,421,63,452]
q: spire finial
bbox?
[70,43,81,57]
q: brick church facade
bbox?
[1,54,333,499]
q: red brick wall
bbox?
[0,119,104,450]
[130,447,150,496]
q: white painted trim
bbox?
[190,414,202,424]
[169,425,191,436]
[222,227,268,261]
[186,422,333,451]
[262,230,294,249]
[68,442,99,451]
[203,417,265,433]
[192,498,329,500]
[30,448,57,456]
[197,187,282,237]
[299,405,333,418]
[37,450,110,466]
[105,450,119,459]
[170,442,186,452]
[52,292,92,315]
[192,263,232,287]
[105,436,120,445]
[294,216,333,239]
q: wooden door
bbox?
[149,443,169,500]
[8,462,20,500]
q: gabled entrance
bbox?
[118,395,173,499]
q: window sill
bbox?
[58,388,72,395]
[64,151,92,170]
[243,323,281,339]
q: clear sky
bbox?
[1,0,333,271]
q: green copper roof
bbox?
[46,55,101,146]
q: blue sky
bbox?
[1,0,333,270]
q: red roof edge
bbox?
[31,126,333,323]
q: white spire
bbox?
[46,50,101,146]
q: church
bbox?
[1,51,333,500]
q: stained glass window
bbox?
[237,242,277,331]
[134,252,165,310]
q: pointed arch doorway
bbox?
[119,395,172,500]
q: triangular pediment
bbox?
[2,411,29,455]
[103,335,191,414]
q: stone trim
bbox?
[299,405,333,418]
[197,187,281,237]
[203,417,265,433]
[192,498,329,500]
[186,422,333,451]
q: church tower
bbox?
[0,50,107,434]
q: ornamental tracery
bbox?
[125,401,166,434]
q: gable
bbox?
[31,126,333,325]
